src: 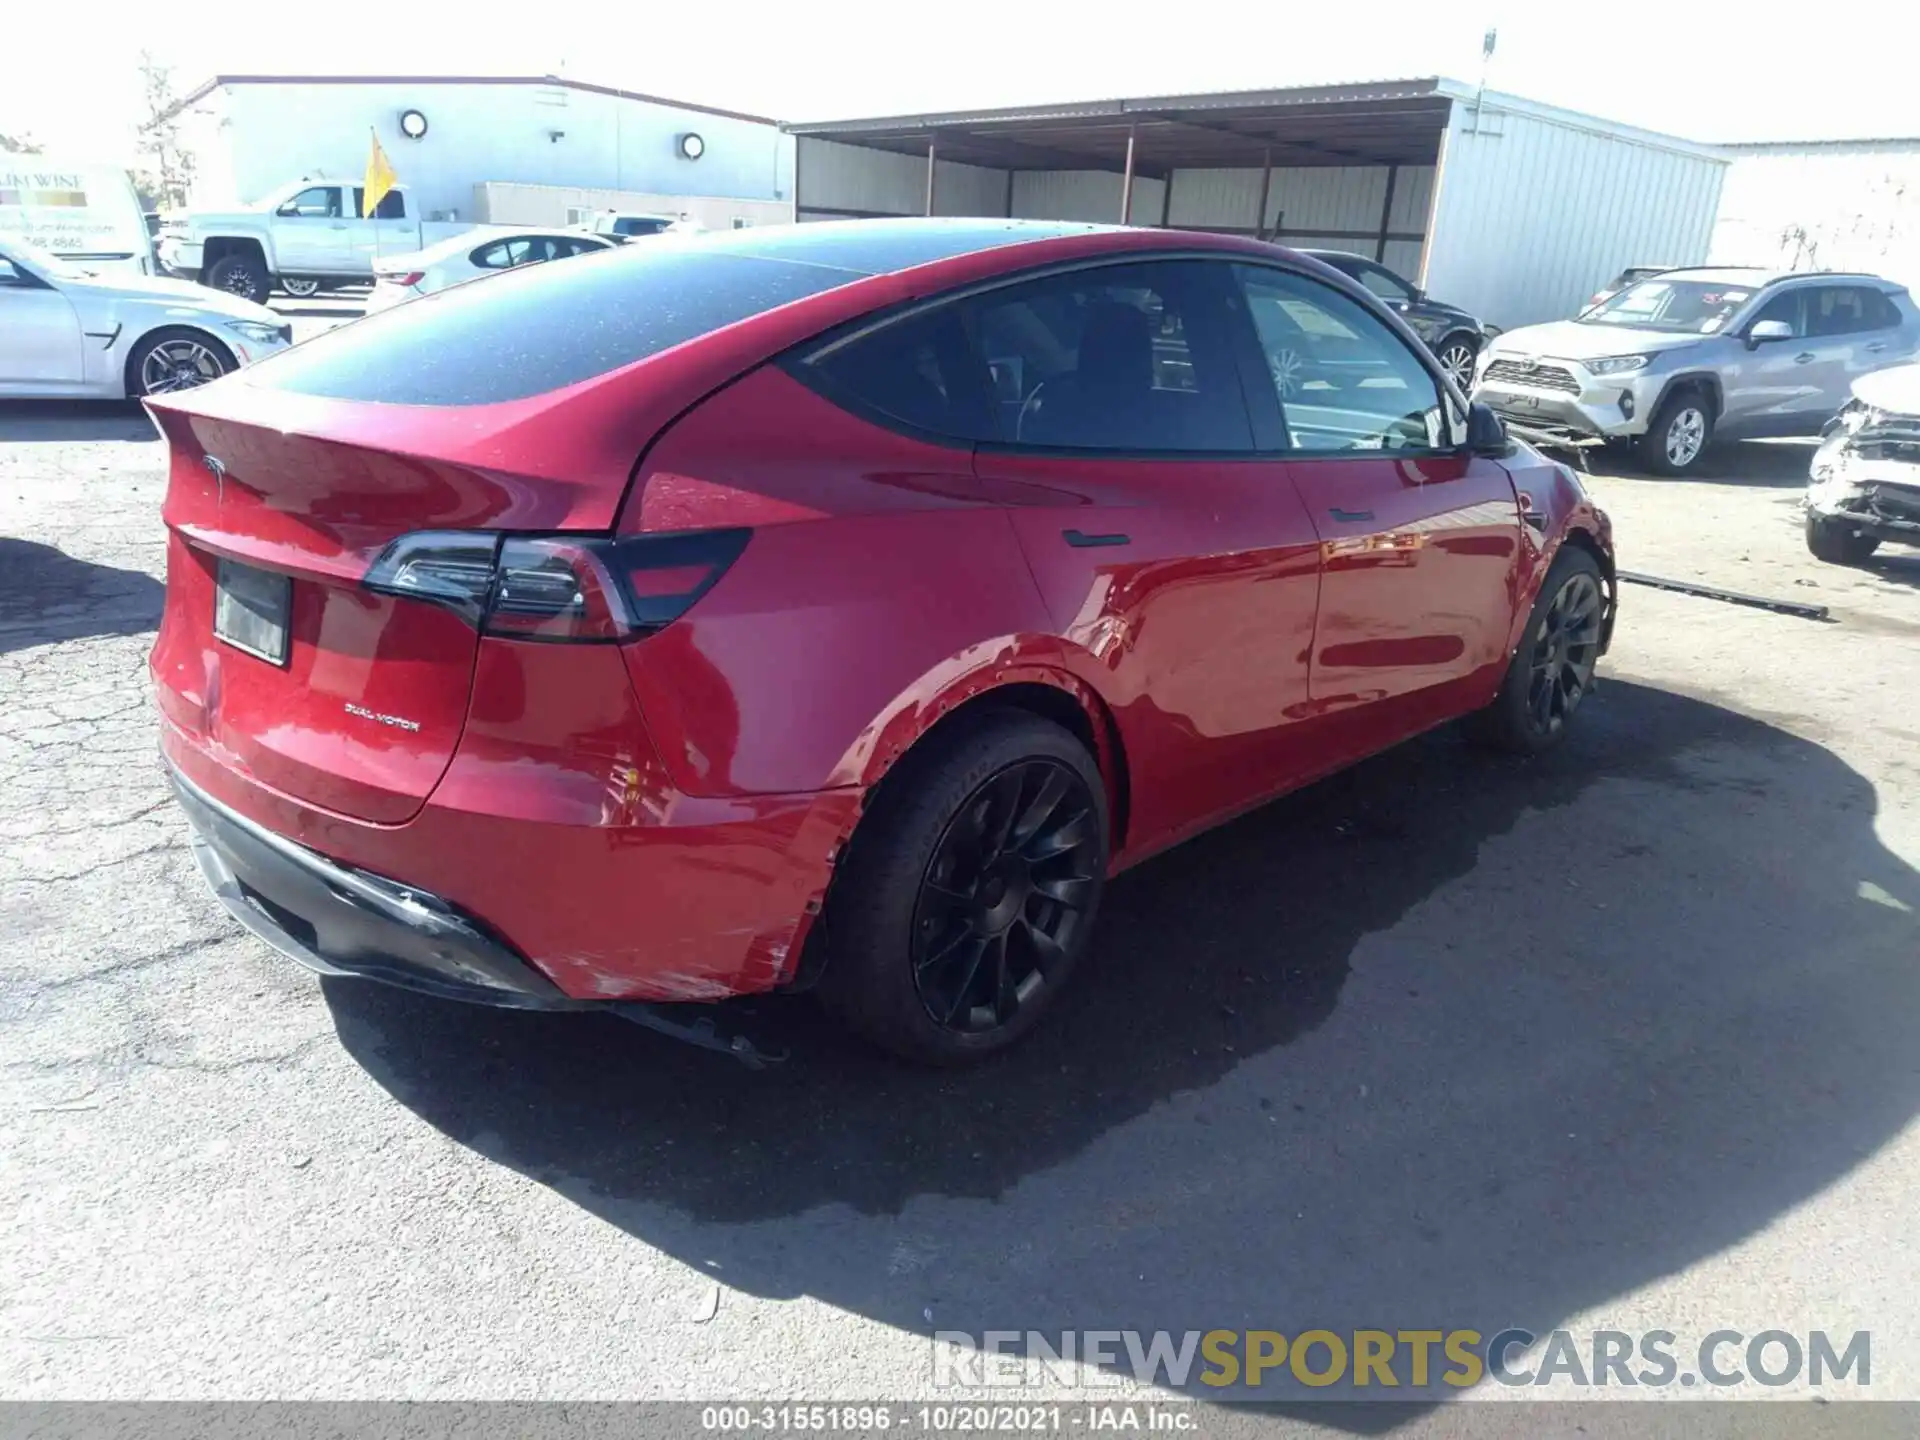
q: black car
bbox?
[1300,249,1488,392]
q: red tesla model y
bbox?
[148,219,1614,1065]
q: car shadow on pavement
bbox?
[0,538,165,654]
[0,400,158,444]
[1858,548,1920,592]
[1587,439,1816,488]
[326,679,1920,1417]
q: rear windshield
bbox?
[248,244,864,405]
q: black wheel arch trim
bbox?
[1652,371,1724,422]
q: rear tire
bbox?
[1467,548,1607,755]
[206,252,270,304]
[1806,513,1881,566]
[819,710,1109,1066]
[280,277,321,298]
[1637,389,1714,476]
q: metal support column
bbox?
[1119,126,1137,224]
[925,135,937,216]
[1374,164,1399,261]
[1254,147,1273,241]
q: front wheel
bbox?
[127,327,236,397]
[1468,548,1607,754]
[1637,390,1714,476]
[1806,513,1881,566]
[819,711,1109,1065]
[279,277,321,298]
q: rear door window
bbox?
[800,260,1254,452]
[1807,285,1899,336]
[250,247,865,405]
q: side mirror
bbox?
[1747,319,1793,348]
[1466,401,1509,457]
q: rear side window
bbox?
[249,246,864,406]
[1808,285,1901,335]
[803,260,1253,453]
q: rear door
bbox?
[829,258,1325,850]
[1229,262,1523,709]
[1827,285,1914,390]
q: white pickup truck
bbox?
[157,179,434,302]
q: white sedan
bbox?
[366,228,617,313]
[0,236,291,399]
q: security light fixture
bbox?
[678,132,705,161]
[399,109,429,140]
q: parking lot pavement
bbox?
[3,412,1919,1421]
[269,292,366,344]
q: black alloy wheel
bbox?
[1525,568,1604,739]
[911,758,1101,1033]
[819,710,1109,1065]
[1467,547,1608,754]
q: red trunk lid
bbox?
[146,384,650,824]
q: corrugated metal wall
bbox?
[797,136,1008,220]
[1163,164,1433,272]
[1709,144,1920,291]
[1010,170,1168,225]
[1424,101,1727,328]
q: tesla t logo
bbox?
[201,454,226,503]
[344,702,422,733]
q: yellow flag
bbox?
[363,129,397,217]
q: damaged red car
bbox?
[149,219,1614,1065]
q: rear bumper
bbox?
[160,712,860,1005]
[172,766,580,1009]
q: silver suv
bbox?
[1473,268,1920,474]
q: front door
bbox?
[1230,262,1523,709]
[0,260,83,389]
[272,185,352,272]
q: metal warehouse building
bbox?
[789,78,1728,329]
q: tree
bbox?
[135,51,195,210]
[0,132,44,154]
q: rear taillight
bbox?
[363,529,749,642]
[381,271,425,287]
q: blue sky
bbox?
[7,0,1918,162]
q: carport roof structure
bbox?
[786,78,1460,176]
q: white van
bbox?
[0,159,154,276]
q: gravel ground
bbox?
[2,383,1917,1432]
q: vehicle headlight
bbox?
[223,319,285,345]
[1585,355,1650,376]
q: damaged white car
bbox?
[1807,364,1920,565]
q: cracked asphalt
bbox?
[3,379,1919,1431]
